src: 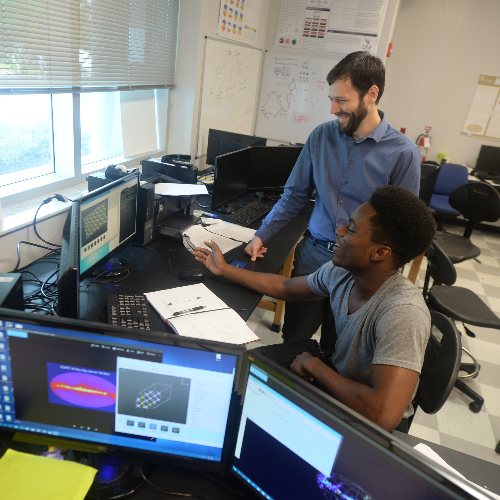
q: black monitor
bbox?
[57,174,139,318]
[206,129,267,166]
[0,308,244,472]
[247,146,302,192]
[211,148,252,211]
[233,351,488,500]
[475,145,500,175]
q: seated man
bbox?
[192,186,436,432]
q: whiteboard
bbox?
[196,38,262,158]
[255,52,340,144]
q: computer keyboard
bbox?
[225,200,272,227]
[107,293,152,331]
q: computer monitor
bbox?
[475,145,500,175]
[211,148,252,211]
[206,129,267,166]
[233,351,488,500]
[247,146,302,193]
[57,174,139,318]
[0,308,244,472]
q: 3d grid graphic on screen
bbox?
[136,383,172,410]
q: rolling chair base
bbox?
[454,378,484,413]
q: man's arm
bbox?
[193,240,320,302]
[291,354,418,432]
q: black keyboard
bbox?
[225,201,272,227]
[107,293,152,331]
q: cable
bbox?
[137,466,209,500]
[11,241,60,272]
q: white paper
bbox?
[167,308,260,344]
[184,224,243,254]
[154,183,208,196]
[216,0,263,46]
[145,283,260,345]
[145,283,227,318]
[201,220,256,243]
[413,443,500,499]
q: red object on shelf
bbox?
[386,42,393,57]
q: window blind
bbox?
[0,0,179,93]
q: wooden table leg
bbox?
[258,247,295,332]
[407,253,425,284]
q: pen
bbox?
[173,305,206,316]
[201,211,218,218]
[168,297,201,306]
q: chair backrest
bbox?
[449,182,500,232]
[422,241,457,297]
[414,310,462,415]
[432,163,469,196]
[419,163,441,206]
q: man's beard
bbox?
[337,99,368,137]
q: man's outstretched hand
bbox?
[245,236,267,261]
[192,240,227,277]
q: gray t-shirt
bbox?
[307,262,430,418]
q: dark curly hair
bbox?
[326,51,385,104]
[369,186,436,268]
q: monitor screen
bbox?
[233,353,484,500]
[211,148,252,211]
[247,146,302,192]
[0,309,244,471]
[78,174,138,278]
[206,129,267,166]
[475,145,500,175]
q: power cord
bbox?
[33,193,73,248]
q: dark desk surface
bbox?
[80,202,313,329]
[394,431,500,496]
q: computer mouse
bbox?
[178,269,205,281]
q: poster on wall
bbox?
[462,75,500,141]
[216,0,263,46]
[275,0,388,57]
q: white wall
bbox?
[383,0,500,166]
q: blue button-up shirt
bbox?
[255,111,421,243]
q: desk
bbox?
[393,431,500,496]
[42,202,312,330]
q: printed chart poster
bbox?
[275,0,388,57]
[462,75,500,141]
[217,0,263,46]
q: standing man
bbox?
[245,51,420,346]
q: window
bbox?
[81,92,124,173]
[0,0,179,200]
[0,95,53,187]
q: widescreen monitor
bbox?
[57,174,139,318]
[475,145,500,175]
[233,351,490,500]
[0,308,244,472]
[247,146,302,192]
[206,128,267,166]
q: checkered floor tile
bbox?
[246,223,500,465]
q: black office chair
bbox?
[434,181,500,264]
[408,310,461,430]
[423,240,500,413]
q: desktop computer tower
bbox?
[136,182,155,245]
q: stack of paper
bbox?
[184,219,256,254]
[145,283,260,345]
